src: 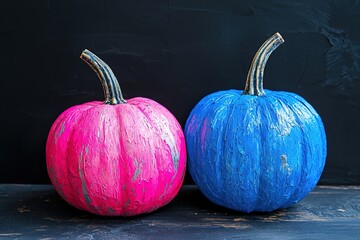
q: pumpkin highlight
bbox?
[185,33,327,212]
[46,50,186,216]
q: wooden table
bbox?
[0,184,359,239]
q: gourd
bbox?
[46,50,186,216]
[185,33,327,212]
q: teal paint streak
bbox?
[78,150,92,206]
[85,146,89,155]
[132,159,142,182]
[161,130,180,170]
[55,122,66,139]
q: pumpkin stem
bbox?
[243,33,284,96]
[80,49,126,105]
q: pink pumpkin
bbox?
[46,49,186,216]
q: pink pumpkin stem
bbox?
[80,49,127,105]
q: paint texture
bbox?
[185,33,327,213]
[185,90,326,212]
[46,97,186,216]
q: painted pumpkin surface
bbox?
[185,33,327,212]
[46,50,186,216]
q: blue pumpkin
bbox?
[185,33,327,212]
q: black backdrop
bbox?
[0,0,359,184]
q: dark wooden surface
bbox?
[0,185,359,239]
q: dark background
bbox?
[0,0,359,185]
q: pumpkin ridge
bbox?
[99,105,127,214]
[185,96,212,194]
[276,93,307,206]
[228,96,261,212]
[246,97,263,211]
[280,92,327,157]
[217,95,262,212]
[112,104,137,214]
[242,97,262,212]
[124,102,161,207]
[208,91,238,200]
[293,94,327,156]
[60,105,96,211]
[254,97,268,210]
[91,104,141,215]
[129,100,185,207]
[278,92,326,206]
[185,92,221,198]
[73,104,124,214]
[133,99,181,171]
[112,101,181,214]
[46,112,70,200]
[212,94,238,205]
[66,106,100,212]
[265,94,303,209]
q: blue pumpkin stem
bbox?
[80,49,127,105]
[243,33,285,96]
